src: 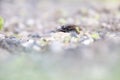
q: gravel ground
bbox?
[0,0,120,53]
[0,0,120,80]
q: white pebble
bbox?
[21,39,34,47]
[0,34,5,39]
[82,38,94,45]
[33,45,41,51]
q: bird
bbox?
[56,24,82,34]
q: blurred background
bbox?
[0,0,120,80]
[0,0,120,19]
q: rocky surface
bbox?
[0,0,120,80]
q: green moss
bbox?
[0,17,4,30]
[91,32,100,40]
